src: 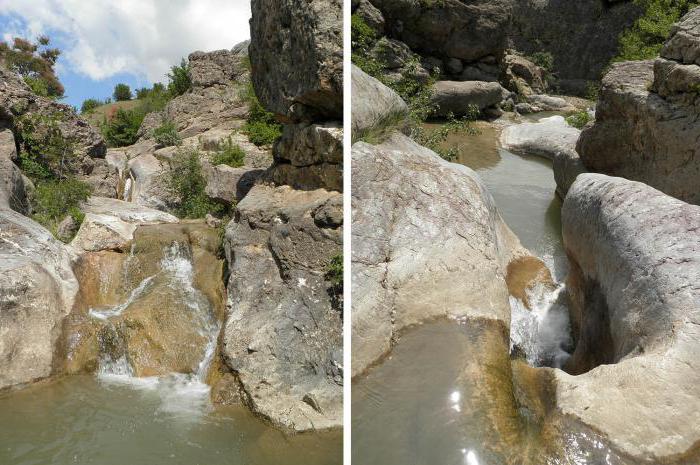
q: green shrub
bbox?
[80,98,103,114]
[15,112,76,180]
[614,0,700,62]
[326,253,343,311]
[113,83,133,101]
[101,109,144,147]
[211,138,245,167]
[32,178,91,240]
[241,82,282,146]
[23,76,50,97]
[410,109,479,161]
[566,110,592,129]
[167,58,191,97]
[166,148,224,219]
[152,120,181,147]
[529,51,554,72]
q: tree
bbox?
[167,58,191,97]
[0,35,64,98]
[80,98,103,114]
[113,83,133,101]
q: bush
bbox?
[211,138,245,167]
[15,112,75,180]
[101,109,144,147]
[241,82,282,146]
[32,178,91,240]
[113,83,133,101]
[166,148,224,219]
[615,0,700,62]
[80,98,103,114]
[529,51,554,72]
[0,36,64,98]
[326,253,343,311]
[566,110,592,129]
[152,120,181,147]
[167,58,191,97]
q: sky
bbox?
[0,0,252,108]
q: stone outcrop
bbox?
[555,173,700,462]
[0,209,78,389]
[351,65,408,141]
[222,184,343,431]
[430,80,509,117]
[0,128,31,214]
[351,132,528,376]
[249,0,343,122]
[202,163,263,205]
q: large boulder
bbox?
[249,0,343,122]
[0,209,78,389]
[0,128,31,214]
[351,132,528,376]
[578,9,700,205]
[500,115,579,160]
[351,65,408,141]
[222,184,343,431]
[430,80,509,117]
[555,173,700,462]
[202,163,264,204]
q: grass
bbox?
[240,82,282,146]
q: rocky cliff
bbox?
[577,7,700,204]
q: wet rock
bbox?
[430,80,509,117]
[70,197,178,252]
[0,209,78,389]
[557,173,700,462]
[351,132,529,376]
[222,184,343,431]
[351,65,408,141]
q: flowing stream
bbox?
[0,225,341,465]
[352,115,582,464]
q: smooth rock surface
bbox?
[500,115,580,161]
[430,80,508,117]
[351,65,408,141]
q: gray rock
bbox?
[458,65,499,82]
[556,173,700,461]
[354,0,385,35]
[127,153,174,210]
[0,209,78,389]
[0,128,31,214]
[351,132,528,376]
[249,0,342,121]
[526,94,575,112]
[430,80,509,117]
[660,7,700,65]
[222,184,343,431]
[188,49,248,88]
[56,215,79,243]
[499,115,580,161]
[77,158,120,198]
[502,53,547,95]
[370,37,416,70]
[351,65,408,141]
[553,149,587,198]
[203,162,264,204]
[445,57,464,75]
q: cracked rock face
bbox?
[222,184,343,431]
[351,132,527,377]
[577,7,700,205]
[556,173,700,462]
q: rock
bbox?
[77,158,120,198]
[660,7,700,65]
[430,80,509,117]
[553,149,587,198]
[577,52,700,204]
[351,65,408,141]
[502,53,546,95]
[370,37,415,69]
[351,132,528,376]
[0,209,78,389]
[205,213,222,228]
[56,215,79,243]
[445,57,464,75]
[556,173,700,461]
[499,115,580,161]
[354,0,385,35]
[202,162,264,204]
[188,49,248,88]
[70,197,178,252]
[222,184,343,431]
[0,128,31,214]
[526,94,575,112]
[458,65,499,82]
[515,102,537,114]
[266,122,343,192]
[127,153,174,209]
[249,0,343,121]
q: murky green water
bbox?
[0,375,341,465]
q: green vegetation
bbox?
[15,112,75,179]
[566,110,593,129]
[0,36,63,98]
[326,253,343,311]
[528,51,554,72]
[113,83,133,101]
[152,119,181,147]
[240,83,282,146]
[80,98,103,114]
[32,178,91,240]
[166,148,225,219]
[615,0,700,62]
[167,58,192,97]
[351,14,477,160]
[211,138,245,167]
[101,109,144,147]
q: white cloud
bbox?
[0,0,251,82]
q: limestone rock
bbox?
[188,48,248,88]
[430,80,509,117]
[249,0,343,121]
[351,132,527,376]
[556,173,700,461]
[222,184,343,431]
[351,65,408,141]
[127,153,174,210]
[0,209,78,389]
[499,115,580,161]
[203,162,264,204]
[0,128,31,214]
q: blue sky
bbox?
[0,1,252,109]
